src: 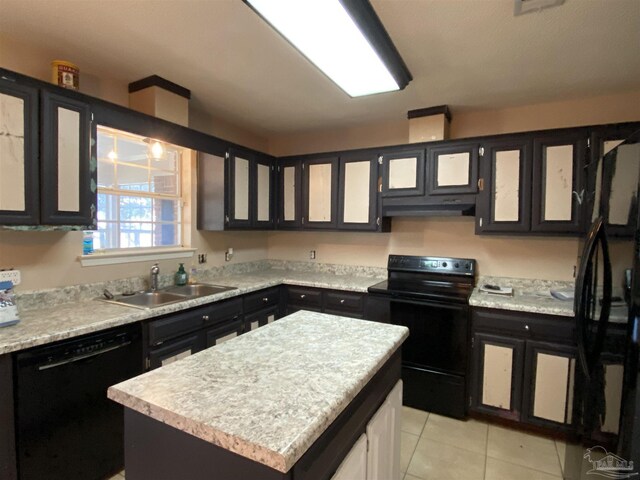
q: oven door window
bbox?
[390,299,468,375]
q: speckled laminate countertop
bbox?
[0,269,385,355]
[469,276,628,323]
[108,311,408,473]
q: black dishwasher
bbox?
[14,323,142,480]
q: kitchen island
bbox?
[108,311,408,480]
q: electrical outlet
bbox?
[0,269,21,286]
[198,253,207,264]
[309,250,316,260]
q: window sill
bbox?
[79,247,196,267]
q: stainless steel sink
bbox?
[102,291,188,309]
[100,283,237,309]
[163,284,236,297]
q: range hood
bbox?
[382,201,476,218]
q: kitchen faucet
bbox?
[150,263,160,291]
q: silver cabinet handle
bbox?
[300,294,306,299]
[340,299,345,304]
[262,297,269,302]
[525,325,530,331]
[203,315,209,321]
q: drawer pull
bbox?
[340,299,345,304]
[300,294,306,299]
[525,325,530,331]
[262,297,269,302]
[203,315,209,321]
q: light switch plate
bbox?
[0,269,21,286]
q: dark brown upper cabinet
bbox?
[276,158,303,229]
[589,122,640,237]
[476,135,533,234]
[0,76,95,228]
[380,147,425,198]
[302,156,339,229]
[226,148,276,230]
[0,80,40,225]
[426,141,479,196]
[530,130,588,234]
[40,91,95,226]
[337,152,380,231]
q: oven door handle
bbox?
[379,295,468,311]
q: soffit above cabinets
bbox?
[0,0,638,136]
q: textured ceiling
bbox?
[1,0,639,136]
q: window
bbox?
[96,126,185,250]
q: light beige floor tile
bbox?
[401,432,420,473]
[485,457,562,480]
[402,406,429,435]
[487,425,562,476]
[421,413,488,455]
[407,437,485,480]
[403,474,423,480]
[556,440,566,473]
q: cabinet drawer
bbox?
[287,286,323,309]
[244,306,279,332]
[324,291,365,316]
[148,333,202,370]
[148,305,211,346]
[243,287,279,314]
[207,297,242,326]
[473,308,574,344]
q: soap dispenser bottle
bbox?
[175,263,188,286]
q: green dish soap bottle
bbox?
[175,263,188,286]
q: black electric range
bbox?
[368,254,476,418]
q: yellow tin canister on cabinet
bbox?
[51,60,79,90]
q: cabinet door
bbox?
[522,341,575,429]
[253,155,275,229]
[476,136,532,233]
[531,131,588,233]
[277,158,303,229]
[331,434,367,480]
[472,333,525,421]
[588,123,640,233]
[427,141,479,195]
[338,153,378,231]
[366,380,402,480]
[227,149,252,228]
[40,91,95,225]
[204,318,244,348]
[244,305,279,332]
[380,148,425,198]
[0,80,39,225]
[196,151,226,231]
[303,156,338,229]
[148,333,202,370]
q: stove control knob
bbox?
[454,262,459,268]
[442,261,448,268]
[466,263,471,269]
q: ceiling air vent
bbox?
[514,0,564,16]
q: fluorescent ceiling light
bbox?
[245,0,412,97]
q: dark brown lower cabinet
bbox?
[470,308,577,433]
[285,286,367,318]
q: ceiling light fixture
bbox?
[244,0,412,97]
[150,141,164,159]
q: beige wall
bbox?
[268,218,579,281]
[0,36,269,291]
[268,89,640,157]
[267,89,640,282]
[1,36,639,289]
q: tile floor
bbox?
[401,406,566,480]
[108,407,566,480]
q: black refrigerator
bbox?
[564,131,640,478]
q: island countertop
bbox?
[107,311,408,473]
